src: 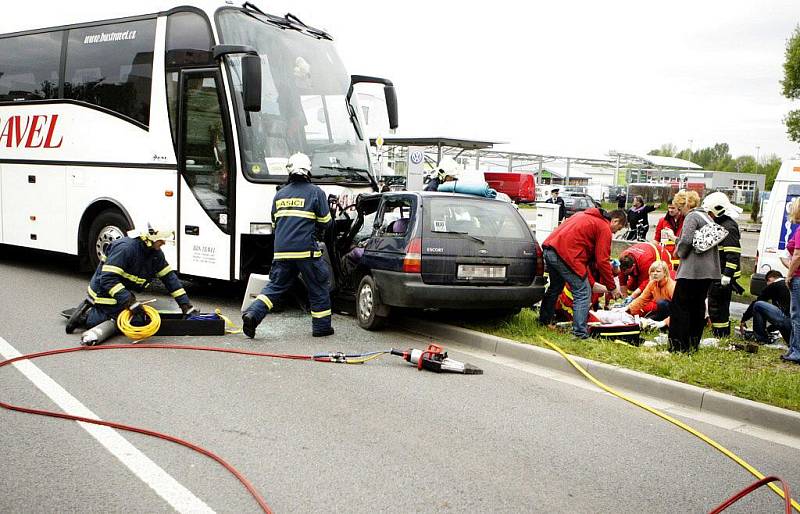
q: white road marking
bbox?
[0,337,215,513]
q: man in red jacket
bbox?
[539,208,627,338]
[618,241,674,298]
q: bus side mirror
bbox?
[349,75,399,130]
[242,55,262,112]
[383,85,398,130]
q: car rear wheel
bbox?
[356,275,388,330]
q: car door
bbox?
[363,195,416,272]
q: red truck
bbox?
[483,172,536,203]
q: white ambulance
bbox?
[752,159,800,294]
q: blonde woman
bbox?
[668,190,721,352]
[627,261,675,322]
[781,198,800,363]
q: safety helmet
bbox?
[287,152,312,177]
[142,222,176,245]
[702,191,741,218]
[436,156,460,181]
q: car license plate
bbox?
[457,265,506,279]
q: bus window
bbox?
[64,19,156,127]
[165,11,214,148]
[0,31,62,101]
[182,73,230,232]
[217,9,372,185]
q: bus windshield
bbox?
[217,9,372,185]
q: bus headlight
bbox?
[250,222,273,235]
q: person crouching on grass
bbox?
[625,261,675,323]
[539,208,627,338]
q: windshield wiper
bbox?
[432,230,485,245]
[318,165,372,182]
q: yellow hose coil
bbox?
[117,305,161,341]
[538,336,800,512]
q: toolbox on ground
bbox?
[155,312,226,336]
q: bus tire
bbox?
[86,210,130,271]
[356,275,388,330]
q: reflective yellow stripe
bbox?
[274,209,316,220]
[316,213,331,223]
[564,287,574,300]
[108,283,125,296]
[170,288,186,298]
[273,250,323,260]
[725,262,738,269]
[564,305,574,315]
[100,254,107,262]
[256,294,273,310]
[712,322,730,328]
[311,309,332,318]
[733,271,742,277]
[101,265,147,285]
[275,198,306,209]
[721,246,741,253]
[671,259,680,265]
[157,265,173,278]
[87,286,117,305]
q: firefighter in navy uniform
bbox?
[65,224,197,337]
[242,153,334,338]
[704,192,744,337]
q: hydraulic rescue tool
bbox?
[391,344,483,374]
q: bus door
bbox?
[177,69,235,279]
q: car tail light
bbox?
[403,238,422,273]
[534,240,544,276]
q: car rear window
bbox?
[424,197,531,240]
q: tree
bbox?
[762,154,782,190]
[647,143,677,157]
[783,25,800,142]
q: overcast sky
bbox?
[4,1,799,160]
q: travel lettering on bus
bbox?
[0,114,64,148]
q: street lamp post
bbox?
[755,145,761,172]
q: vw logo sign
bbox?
[410,150,424,165]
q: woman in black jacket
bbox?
[626,195,657,241]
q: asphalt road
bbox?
[1,245,797,513]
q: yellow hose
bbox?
[117,305,161,341]
[538,336,800,512]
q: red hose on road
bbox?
[0,343,343,513]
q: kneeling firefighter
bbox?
[65,224,197,337]
[704,192,744,337]
[242,152,334,338]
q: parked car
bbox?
[326,191,546,329]
[563,195,600,218]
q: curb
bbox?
[396,317,800,438]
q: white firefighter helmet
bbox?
[287,152,312,177]
[702,191,741,218]
[436,156,460,181]
[143,222,176,245]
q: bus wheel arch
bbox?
[78,200,133,271]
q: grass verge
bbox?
[465,309,800,412]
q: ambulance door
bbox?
[177,69,235,279]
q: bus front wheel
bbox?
[86,210,130,271]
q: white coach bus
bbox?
[0,1,397,280]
